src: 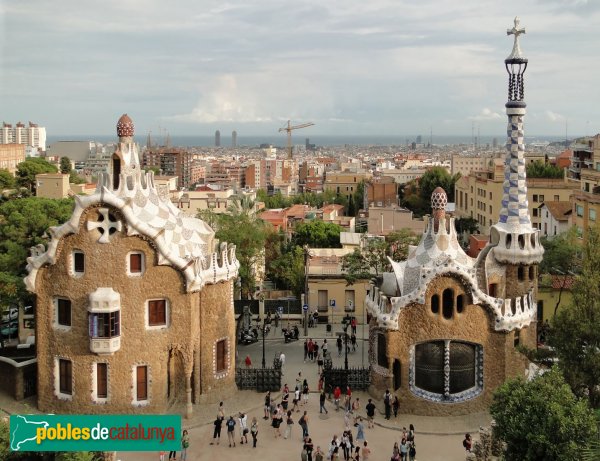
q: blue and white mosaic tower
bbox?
[490,18,544,265]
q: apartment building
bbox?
[1,122,46,151]
[0,143,26,175]
[366,176,397,207]
[142,147,199,189]
[324,171,372,200]
[572,134,600,241]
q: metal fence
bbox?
[235,354,282,392]
[234,299,302,317]
[323,358,371,391]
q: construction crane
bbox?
[278,120,315,159]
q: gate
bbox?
[322,356,370,392]
[236,354,282,392]
[23,368,36,398]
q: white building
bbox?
[1,122,47,151]
[538,201,572,238]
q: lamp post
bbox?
[261,319,267,368]
[342,314,351,371]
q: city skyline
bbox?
[2,0,599,138]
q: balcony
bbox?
[89,336,120,355]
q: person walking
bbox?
[292,386,301,412]
[159,451,166,461]
[463,433,472,452]
[308,339,314,361]
[304,339,309,362]
[319,389,328,414]
[180,430,189,461]
[285,410,294,439]
[304,437,314,461]
[350,334,357,352]
[352,445,360,461]
[279,351,286,374]
[355,417,365,442]
[226,416,236,447]
[314,446,325,461]
[383,389,391,420]
[264,391,271,419]
[250,417,258,448]
[361,441,371,461]
[322,339,328,355]
[168,448,177,460]
[238,412,248,444]
[272,406,283,438]
[392,395,399,418]
[313,343,319,362]
[282,384,290,411]
[211,416,223,445]
[245,355,252,368]
[341,430,351,461]
[407,424,415,443]
[299,411,309,438]
[302,379,310,405]
[365,399,375,429]
[317,351,324,374]
[351,317,357,335]
[334,386,342,411]
[337,336,343,356]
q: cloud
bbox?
[545,110,566,122]
[468,108,503,121]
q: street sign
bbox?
[303,304,309,312]
[330,299,336,307]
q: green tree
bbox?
[526,160,564,179]
[386,229,420,261]
[455,217,479,235]
[549,225,600,407]
[418,166,461,206]
[292,220,342,248]
[341,248,372,285]
[539,227,580,275]
[59,156,72,174]
[16,158,58,193]
[209,201,270,299]
[491,367,597,461]
[268,243,305,297]
[69,171,86,184]
[352,180,365,216]
[0,169,16,190]
[0,197,74,303]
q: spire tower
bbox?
[490,17,543,265]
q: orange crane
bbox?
[278,120,315,159]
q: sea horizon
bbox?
[47,133,573,148]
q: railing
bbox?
[235,355,282,391]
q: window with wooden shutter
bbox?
[136,366,148,401]
[57,299,71,326]
[97,363,108,398]
[216,340,226,373]
[74,251,85,273]
[129,253,143,273]
[59,359,72,395]
[148,300,166,326]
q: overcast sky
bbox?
[1,0,599,138]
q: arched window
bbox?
[506,234,512,249]
[112,154,121,190]
[518,235,525,249]
[530,234,536,248]
[413,340,482,402]
[377,333,388,368]
[431,294,439,314]
[442,289,454,319]
[529,266,535,280]
[518,266,525,281]
[456,294,464,313]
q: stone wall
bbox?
[371,275,530,416]
[35,205,235,415]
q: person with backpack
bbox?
[211,416,223,445]
[383,389,391,420]
[408,441,416,461]
[226,416,236,447]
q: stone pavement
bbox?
[0,322,490,459]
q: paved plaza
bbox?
[1,323,489,460]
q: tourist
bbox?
[301,447,308,461]
[361,441,371,461]
[392,395,399,418]
[351,317,357,335]
[408,424,415,442]
[317,351,324,374]
[279,351,286,374]
[400,439,408,461]
[351,397,360,416]
[304,339,309,362]
[179,430,189,461]
[238,412,248,444]
[341,430,351,461]
[408,441,416,461]
[318,374,324,392]
[245,355,252,368]
[272,406,283,438]
[334,386,342,411]
[337,336,343,356]
[351,333,357,352]
[308,338,314,361]
[355,417,365,442]
[319,389,329,414]
[168,447,176,460]
[211,416,223,445]
[282,383,290,410]
[331,446,340,460]
[401,427,408,440]
[391,442,400,461]
[296,371,303,388]
[226,416,236,447]
[344,410,352,430]
[352,445,360,461]
[304,436,315,461]
[302,379,310,405]
[365,398,375,429]
[463,433,473,452]
[217,401,225,421]
[159,451,166,461]
[250,417,258,448]
[328,434,339,459]
[383,389,391,419]
[322,339,328,354]
[285,410,294,439]
[314,446,325,461]
[299,410,309,438]
[314,342,319,362]
[264,391,271,419]
[292,386,301,412]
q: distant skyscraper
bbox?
[492,137,498,148]
[416,135,422,144]
[215,130,221,147]
[232,130,237,147]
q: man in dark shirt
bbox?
[366,398,376,429]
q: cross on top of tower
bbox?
[506,17,526,60]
